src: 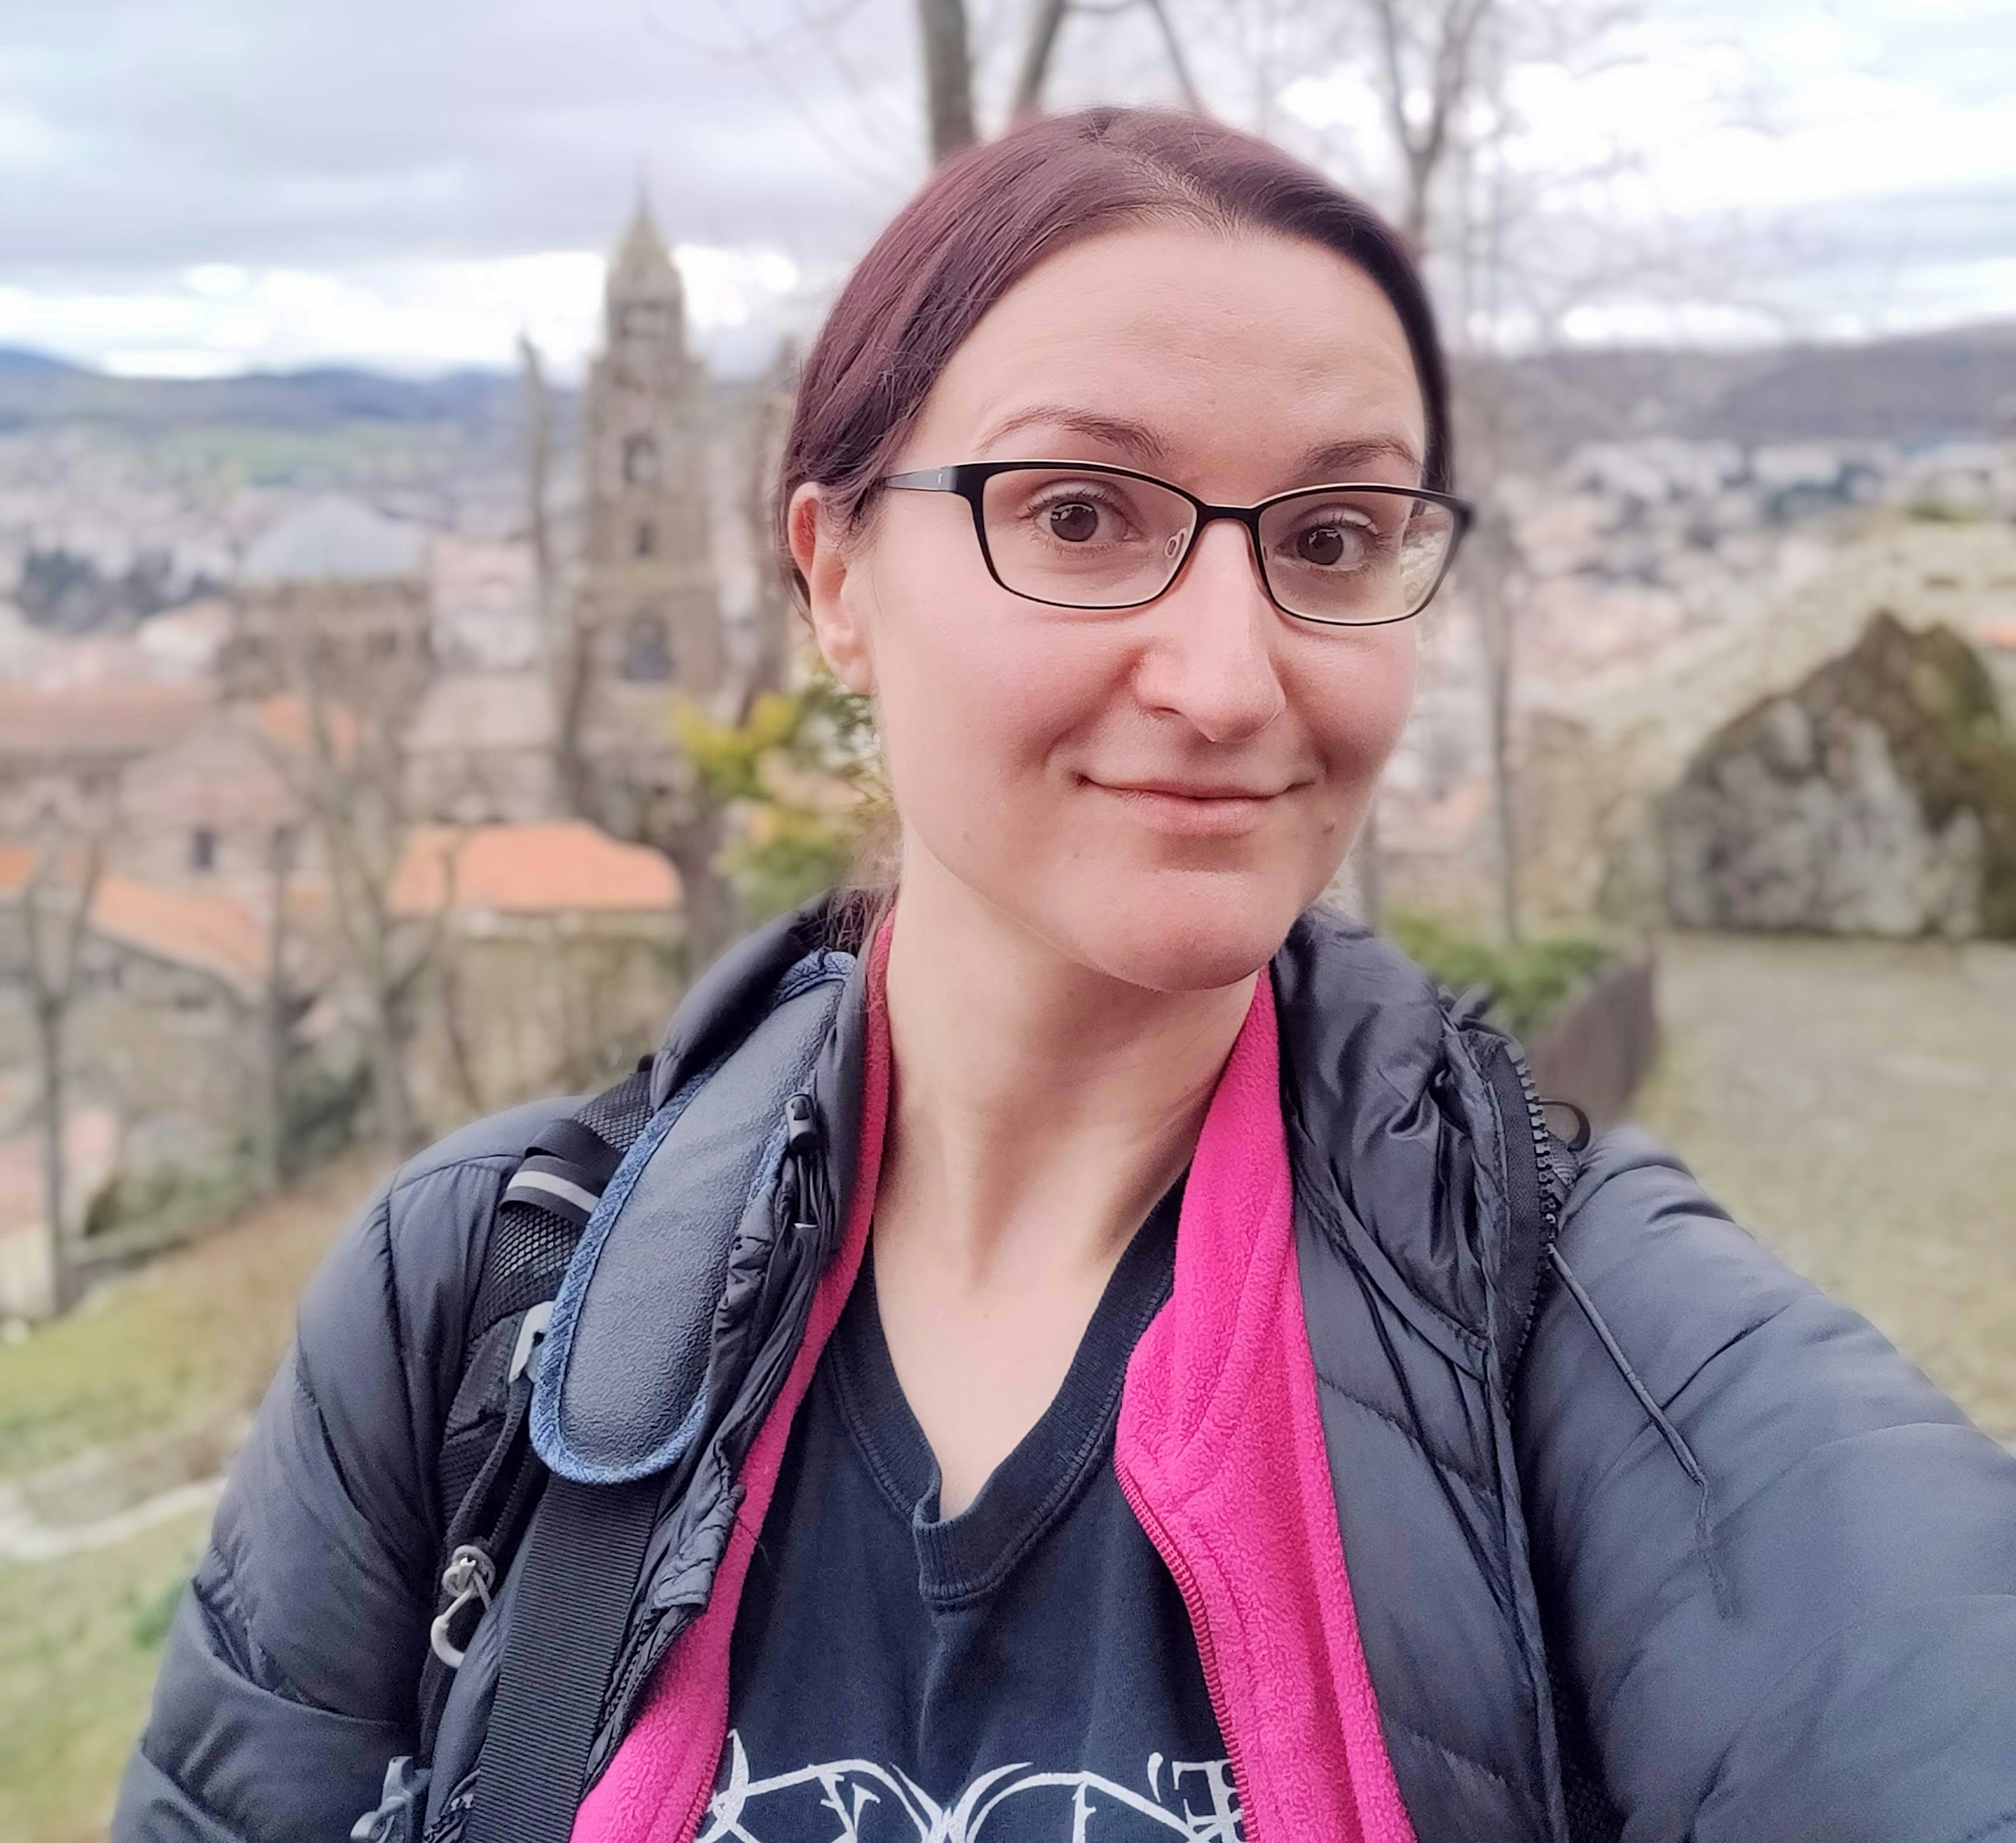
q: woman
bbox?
[119,109,2016,1843]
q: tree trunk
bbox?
[258,833,292,1188]
[368,991,419,1153]
[1354,797,1386,931]
[915,0,976,162]
[663,803,739,980]
[34,995,71,1317]
[521,334,555,675]
[1478,555,1522,942]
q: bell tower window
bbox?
[620,610,673,682]
[634,521,656,557]
[622,435,661,488]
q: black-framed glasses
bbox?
[880,460,1471,626]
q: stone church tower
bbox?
[573,198,720,747]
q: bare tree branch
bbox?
[1011,0,1072,115]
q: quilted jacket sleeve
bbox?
[113,1101,566,1843]
[1515,1128,2016,1843]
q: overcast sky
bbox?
[0,0,2009,379]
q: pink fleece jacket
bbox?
[572,947,1413,1843]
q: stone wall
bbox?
[1661,614,2016,938]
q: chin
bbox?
[1059,871,1311,994]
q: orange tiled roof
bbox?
[89,875,267,991]
[0,849,266,992]
[0,683,208,758]
[391,822,680,919]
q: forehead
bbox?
[909,223,1428,492]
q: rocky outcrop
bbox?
[1661,613,2016,938]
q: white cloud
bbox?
[0,243,803,379]
[0,0,2008,371]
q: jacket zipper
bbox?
[1114,1456,1255,1836]
[1479,1032,1561,1383]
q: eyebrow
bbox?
[974,406,1175,468]
[1294,435,1424,483]
[972,406,1422,487]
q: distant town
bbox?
[2,211,2013,1317]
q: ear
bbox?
[789,483,874,694]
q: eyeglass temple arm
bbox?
[881,468,959,492]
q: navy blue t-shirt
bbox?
[706,1184,1246,1841]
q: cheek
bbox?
[1297,625,1418,782]
[865,550,1118,836]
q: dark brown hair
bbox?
[776,106,1451,597]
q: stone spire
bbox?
[605,185,683,332]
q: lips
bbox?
[1083,775,1298,838]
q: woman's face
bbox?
[796,223,1426,993]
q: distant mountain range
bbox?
[1480,322,2016,461]
[4,320,2014,459]
[0,347,530,436]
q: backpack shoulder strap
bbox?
[457,1472,662,1843]
[417,1062,658,1757]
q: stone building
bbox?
[572,197,721,752]
[222,494,433,712]
[1661,614,2016,939]
[388,820,681,1120]
[406,671,559,823]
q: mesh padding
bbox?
[470,1200,582,1344]
[465,1069,657,1343]
[579,1068,654,1150]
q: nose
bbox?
[1130,520,1287,743]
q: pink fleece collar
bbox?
[1115,969,1415,1843]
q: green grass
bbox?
[0,1154,377,1482]
[0,1514,209,1842]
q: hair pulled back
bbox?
[776,106,1451,598]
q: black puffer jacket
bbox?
[117,902,2016,1841]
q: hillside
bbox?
[1486,321,2016,462]
[0,347,534,440]
[3,320,2013,458]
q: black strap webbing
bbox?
[460,1473,662,1843]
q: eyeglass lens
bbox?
[977,467,1456,622]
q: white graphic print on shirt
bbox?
[700,1731,1246,1841]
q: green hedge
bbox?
[1387,912,1616,1038]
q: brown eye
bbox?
[1046,500,1100,543]
[1297,523,1357,567]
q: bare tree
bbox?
[1362,0,1494,248]
[14,804,110,1315]
[1011,0,1202,117]
[521,333,557,678]
[731,342,805,712]
[1303,0,1498,930]
[253,659,444,1153]
[1326,0,1642,938]
[254,820,313,1187]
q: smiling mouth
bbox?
[1083,776,1295,837]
